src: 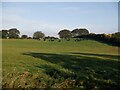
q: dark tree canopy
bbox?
[0,31,1,38]
[71,28,89,37]
[58,29,71,39]
[33,31,45,39]
[8,28,20,39]
[1,30,8,39]
[21,35,28,39]
[112,32,120,38]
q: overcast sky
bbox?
[1,2,119,37]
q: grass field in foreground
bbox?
[2,39,120,89]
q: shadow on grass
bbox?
[70,52,120,61]
[22,52,120,89]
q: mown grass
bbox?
[2,39,120,89]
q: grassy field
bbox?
[2,39,120,89]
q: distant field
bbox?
[2,39,120,89]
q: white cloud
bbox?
[2,7,31,15]
[0,3,2,29]
[2,8,64,37]
[60,7,80,14]
[1,2,118,37]
[60,6,91,14]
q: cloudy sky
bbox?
[1,1,119,37]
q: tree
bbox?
[33,31,45,39]
[1,30,8,39]
[0,31,1,38]
[58,29,71,39]
[27,37,32,39]
[21,35,28,39]
[8,28,20,39]
[112,32,120,38]
[71,28,89,37]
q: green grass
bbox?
[2,39,120,89]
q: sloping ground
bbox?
[2,39,120,89]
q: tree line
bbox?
[0,28,89,39]
[0,28,120,46]
[75,32,120,46]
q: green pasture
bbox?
[2,39,120,89]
